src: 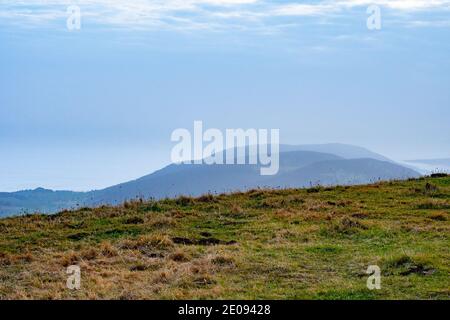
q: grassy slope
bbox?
[0,177,449,300]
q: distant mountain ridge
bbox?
[279,143,392,162]
[0,144,420,217]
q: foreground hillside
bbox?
[0,176,449,299]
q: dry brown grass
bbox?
[0,176,449,300]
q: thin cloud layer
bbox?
[0,0,449,30]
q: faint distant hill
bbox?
[0,144,420,217]
[89,150,343,205]
[404,158,450,174]
[270,158,418,188]
[0,188,86,217]
[279,143,392,162]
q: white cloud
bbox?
[0,0,449,30]
[272,0,450,17]
[272,4,337,17]
[338,0,450,10]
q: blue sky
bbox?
[1,0,450,191]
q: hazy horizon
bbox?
[1,1,449,192]
[0,142,447,193]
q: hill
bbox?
[0,144,420,216]
[93,154,418,206]
[270,158,419,188]
[0,188,86,217]
[0,176,448,299]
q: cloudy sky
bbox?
[1,0,449,191]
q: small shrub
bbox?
[230,204,244,215]
[384,254,435,276]
[120,234,174,251]
[197,194,216,203]
[0,252,12,266]
[330,217,368,235]
[123,216,144,225]
[307,186,322,193]
[175,196,194,207]
[150,216,175,228]
[210,253,235,266]
[168,209,185,218]
[286,195,305,205]
[430,173,448,178]
[123,200,138,210]
[67,232,90,241]
[60,251,80,267]
[256,198,283,209]
[130,263,149,271]
[423,183,439,195]
[417,200,450,210]
[169,250,190,262]
[100,242,118,257]
[351,212,369,219]
[248,189,265,199]
[193,275,216,286]
[274,208,295,218]
[337,200,353,207]
[428,212,447,221]
[81,248,98,260]
[140,202,163,212]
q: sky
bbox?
[0,0,450,192]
